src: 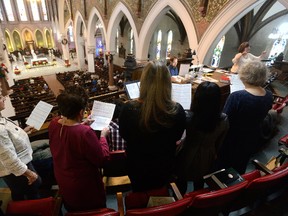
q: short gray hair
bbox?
[239,60,268,86]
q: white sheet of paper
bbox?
[172,83,192,110]
[7,70,15,87]
[230,74,245,93]
[26,101,53,130]
[125,82,140,99]
[90,101,116,131]
[179,64,190,76]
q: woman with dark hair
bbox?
[217,61,273,174]
[175,81,229,193]
[231,41,266,73]
[49,85,110,212]
[119,61,186,192]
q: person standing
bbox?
[0,94,41,201]
[217,61,273,174]
[175,81,229,193]
[49,86,110,212]
[231,42,266,73]
[119,61,186,192]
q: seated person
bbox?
[108,99,127,151]
[168,56,179,79]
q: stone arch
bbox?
[34,29,44,48]
[198,0,266,64]
[5,29,14,52]
[87,7,107,48]
[74,11,87,71]
[138,0,197,61]
[106,2,138,57]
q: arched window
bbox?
[156,30,162,60]
[3,0,15,21]
[16,0,28,21]
[5,31,13,52]
[30,0,40,21]
[116,28,119,54]
[46,31,53,48]
[269,39,286,60]
[68,24,74,42]
[129,29,134,54]
[41,0,48,20]
[211,36,225,68]
[0,7,3,21]
[95,29,103,56]
[268,22,288,60]
[35,30,44,47]
[166,30,173,58]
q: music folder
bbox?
[179,64,190,76]
[124,80,140,99]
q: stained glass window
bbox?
[166,30,173,58]
[68,24,74,42]
[0,6,4,21]
[269,39,286,60]
[116,28,119,54]
[156,30,162,60]
[211,36,225,67]
[30,0,40,21]
[41,0,48,20]
[16,0,28,21]
[3,0,15,21]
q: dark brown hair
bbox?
[238,42,250,53]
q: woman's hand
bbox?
[82,118,95,125]
[261,50,267,57]
[100,127,110,138]
[23,169,38,185]
[24,126,34,134]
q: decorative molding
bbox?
[61,38,68,45]
[87,46,96,54]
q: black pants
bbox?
[3,162,42,201]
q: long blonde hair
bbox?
[139,61,178,131]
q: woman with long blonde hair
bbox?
[119,61,186,192]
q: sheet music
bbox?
[179,64,190,76]
[230,74,245,93]
[125,82,140,99]
[90,100,116,131]
[26,101,53,130]
[172,83,192,110]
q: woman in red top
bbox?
[49,86,110,212]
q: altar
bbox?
[31,57,49,66]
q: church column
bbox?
[60,35,70,66]
[87,46,95,72]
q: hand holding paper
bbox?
[90,100,116,131]
[26,101,53,130]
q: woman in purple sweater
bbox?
[49,86,110,212]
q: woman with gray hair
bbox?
[216,61,273,174]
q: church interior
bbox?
[0,0,288,215]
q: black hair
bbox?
[56,85,89,119]
[191,81,222,132]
